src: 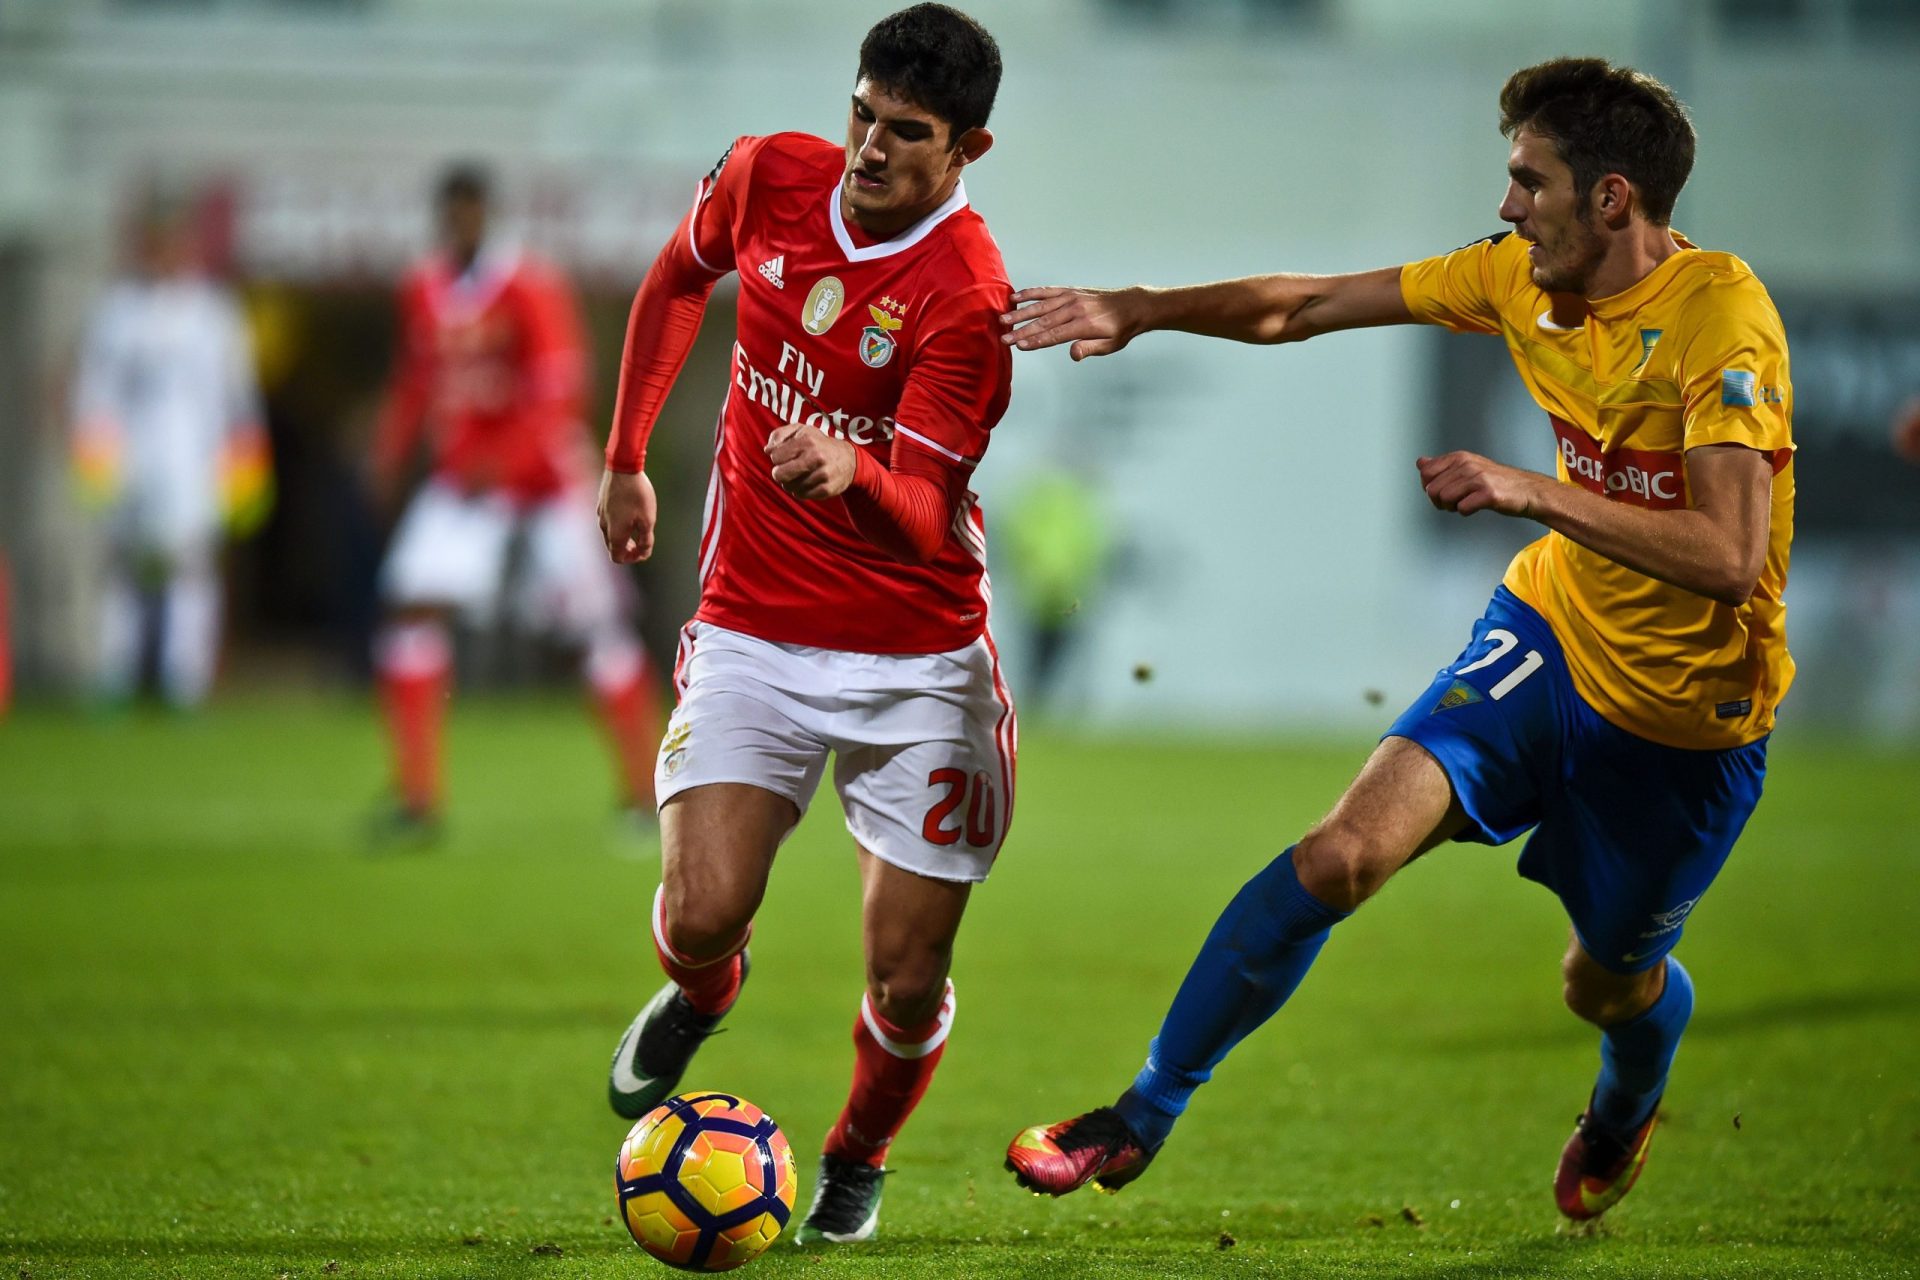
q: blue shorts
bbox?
[1386,587,1767,974]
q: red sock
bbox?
[824,981,956,1167]
[651,886,749,1016]
[376,621,450,816]
[589,641,665,810]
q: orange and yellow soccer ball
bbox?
[616,1092,798,1271]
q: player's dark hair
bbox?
[1499,57,1695,225]
[437,162,492,206]
[857,4,1001,142]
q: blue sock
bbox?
[1590,956,1694,1136]
[1113,847,1349,1151]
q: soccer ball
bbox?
[615,1091,798,1271]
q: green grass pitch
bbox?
[1,697,1915,1278]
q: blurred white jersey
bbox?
[73,276,262,556]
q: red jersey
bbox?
[607,133,1014,654]
[374,245,589,503]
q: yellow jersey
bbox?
[1400,231,1794,750]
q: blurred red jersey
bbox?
[607,133,1013,654]
[375,246,589,503]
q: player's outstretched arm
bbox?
[599,468,658,564]
[1002,266,1412,360]
[1416,443,1773,606]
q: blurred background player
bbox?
[597,4,1013,1247]
[1892,395,1920,466]
[1001,464,1110,718]
[369,163,664,837]
[1003,57,1794,1224]
[69,194,271,710]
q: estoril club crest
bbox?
[802,277,845,336]
[861,297,907,369]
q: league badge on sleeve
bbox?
[860,298,906,369]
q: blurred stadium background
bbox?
[1,0,1916,728]
[2,3,1918,1277]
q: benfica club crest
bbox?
[860,299,906,368]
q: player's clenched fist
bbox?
[599,467,657,563]
[1001,286,1147,361]
[765,424,857,501]
[1416,451,1544,519]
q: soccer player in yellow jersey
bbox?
[1001,58,1793,1222]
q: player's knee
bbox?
[1293,819,1394,912]
[659,882,755,962]
[864,954,949,1028]
[1561,958,1660,1026]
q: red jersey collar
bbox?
[829,180,969,264]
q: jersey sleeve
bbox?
[70,294,128,505]
[682,135,759,277]
[219,290,265,436]
[1399,233,1516,336]
[371,273,437,474]
[71,294,125,431]
[1677,284,1794,464]
[604,136,764,472]
[516,265,588,423]
[890,277,1013,469]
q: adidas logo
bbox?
[757,255,785,289]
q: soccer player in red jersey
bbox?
[598,5,1013,1246]
[371,165,664,837]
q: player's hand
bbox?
[765,424,856,500]
[1416,452,1546,518]
[1002,286,1147,361]
[1893,395,1920,465]
[599,467,658,563]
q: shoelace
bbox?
[638,996,726,1063]
[1573,1113,1632,1174]
[1051,1109,1136,1157]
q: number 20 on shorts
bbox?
[922,768,997,847]
[1456,628,1544,700]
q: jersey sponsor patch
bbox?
[1715,698,1752,720]
[1551,416,1687,510]
[1721,369,1757,407]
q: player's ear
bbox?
[952,126,993,168]
[1595,172,1634,229]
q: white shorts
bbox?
[380,480,627,636]
[657,621,1018,883]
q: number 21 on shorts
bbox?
[1456,628,1544,700]
[922,768,996,848]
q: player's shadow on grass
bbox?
[1418,984,1920,1056]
